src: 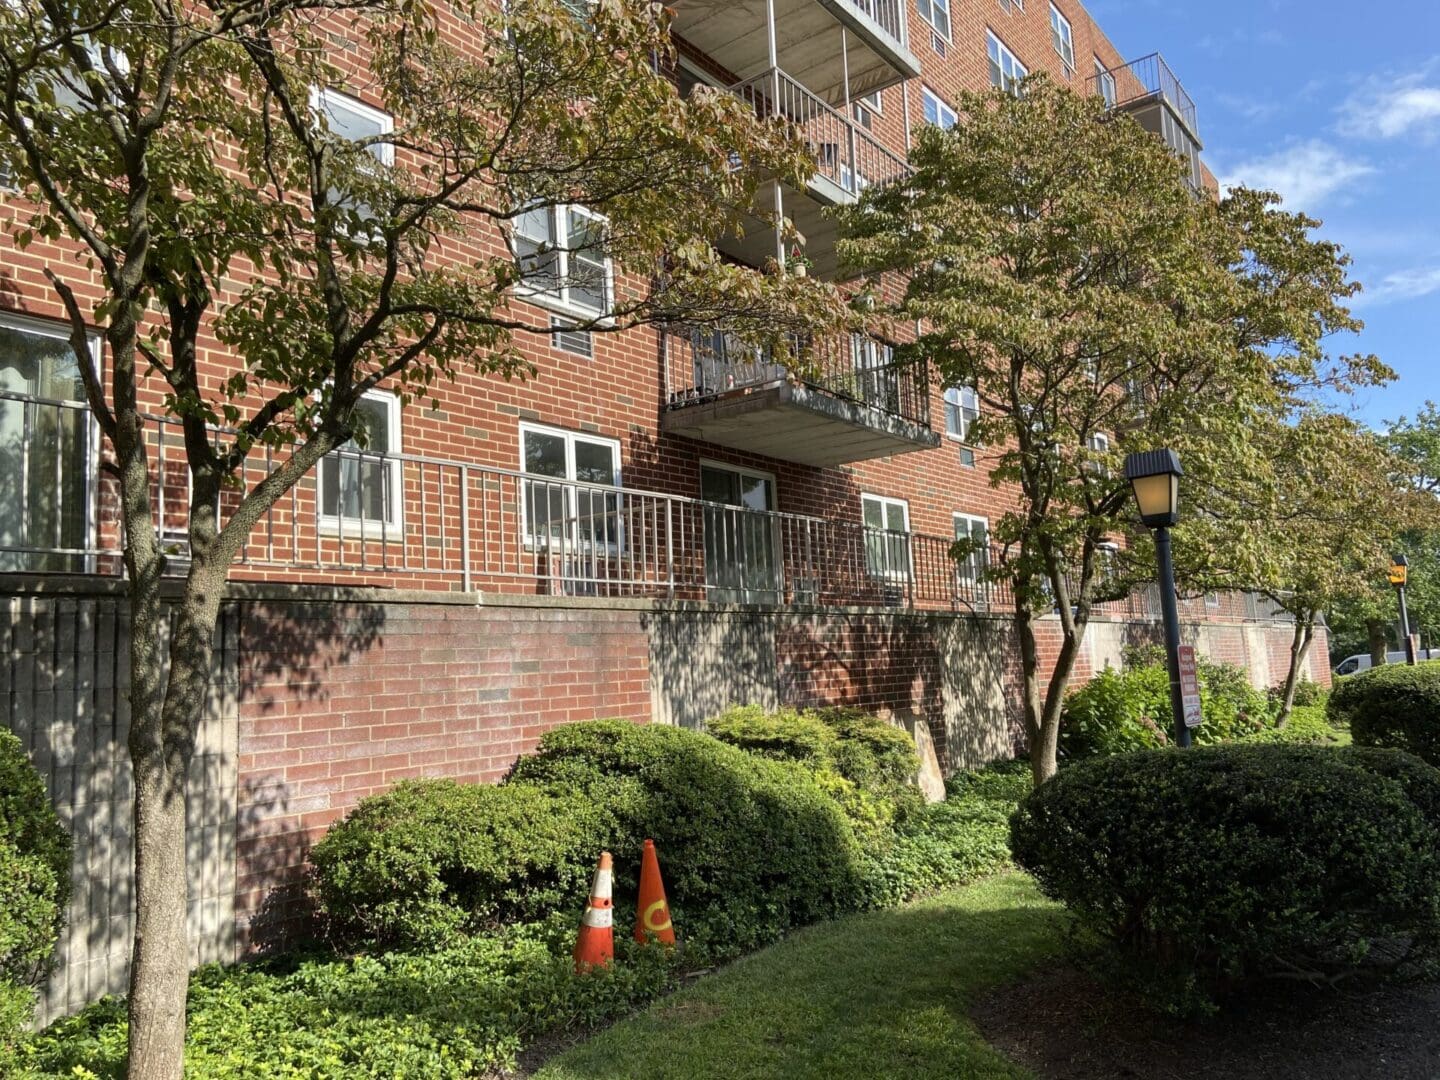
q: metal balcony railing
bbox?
[664,328,932,428]
[1091,52,1199,139]
[844,0,908,50]
[729,67,910,196]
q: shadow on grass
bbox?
[537,874,1063,1080]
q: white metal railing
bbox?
[729,67,910,197]
[1093,52,1198,139]
[844,0,908,50]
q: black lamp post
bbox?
[1391,554,1416,665]
[1125,449,1190,749]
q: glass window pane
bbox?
[573,439,616,485]
[701,465,739,505]
[885,503,906,533]
[523,430,567,477]
[863,497,884,530]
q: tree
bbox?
[0,1,846,1074]
[837,76,1385,785]
[1179,412,1424,724]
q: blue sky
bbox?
[1083,0,1440,429]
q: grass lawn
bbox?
[536,874,1062,1080]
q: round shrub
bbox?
[506,720,868,958]
[309,780,600,950]
[1331,661,1440,766]
[705,705,922,836]
[0,729,71,1041]
[1011,745,1440,1004]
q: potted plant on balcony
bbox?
[786,248,813,278]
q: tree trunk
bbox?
[1016,601,1086,786]
[1366,619,1389,668]
[1274,615,1314,730]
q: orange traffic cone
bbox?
[634,838,676,946]
[574,851,615,972]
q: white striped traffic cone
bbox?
[573,851,615,972]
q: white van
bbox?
[1334,650,1438,676]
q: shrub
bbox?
[1060,657,1276,759]
[506,720,868,958]
[863,760,1029,905]
[1289,680,1330,708]
[1331,661,1440,766]
[1248,704,1344,745]
[1011,745,1440,1010]
[309,780,600,950]
[705,705,922,835]
[0,729,71,1047]
[13,920,680,1079]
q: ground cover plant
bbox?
[1011,744,1440,1013]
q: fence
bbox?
[664,328,932,428]
[1091,52,1198,138]
[844,0,908,49]
[728,67,910,196]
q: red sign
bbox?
[1178,646,1203,728]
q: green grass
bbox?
[537,874,1062,1080]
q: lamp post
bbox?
[1125,449,1191,749]
[1391,554,1416,665]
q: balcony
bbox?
[661,328,939,466]
[721,67,910,278]
[1093,53,1203,190]
[668,0,919,108]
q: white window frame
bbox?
[861,492,912,582]
[915,0,951,43]
[317,388,403,538]
[953,512,990,584]
[920,85,958,129]
[518,421,623,553]
[1086,431,1111,477]
[511,204,615,323]
[943,384,979,443]
[1095,57,1116,108]
[1049,3,1075,73]
[987,30,1028,95]
[309,87,395,167]
[1205,591,1221,609]
[0,311,102,566]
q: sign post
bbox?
[1177,645,1203,730]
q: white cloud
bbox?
[1338,63,1440,141]
[1357,266,1440,307]
[1216,140,1374,209]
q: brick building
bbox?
[0,0,1325,1020]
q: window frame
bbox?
[1049,3,1075,73]
[952,512,990,584]
[861,492,912,583]
[317,388,404,539]
[309,86,396,167]
[511,203,616,323]
[915,0,951,44]
[920,85,959,129]
[987,30,1028,95]
[0,310,102,567]
[1094,57,1116,107]
[517,421,623,553]
[943,384,979,443]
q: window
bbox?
[862,494,910,581]
[1085,431,1111,477]
[701,462,780,602]
[915,0,950,42]
[998,0,1024,10]
[1095,58,1116,107]
[513,204,612,319]
[0,314,97,571]
[943,385,979,442]
[310,88,393,235]
[851,335,902,412]
[1205,591,1221,609]
[987,31,1027,94]
[920,86,958,130]
[319,390,402,535]
[1049,4,1074,72]
[953,513,989,584]
[519,423,621,550]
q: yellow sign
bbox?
[1390,563,1408,586]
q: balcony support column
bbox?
[841,29,857,191]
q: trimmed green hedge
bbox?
[1011,744,1440,1009]
[309,780,601,950]
[1331,661,1440,766]
[506,720,869,958]
[0,729,71,1046]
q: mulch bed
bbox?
[972,964,1440,1080]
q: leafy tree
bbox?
[837,76,1385,784]
[1180,412,1425,724]
[0,0,846,1074]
